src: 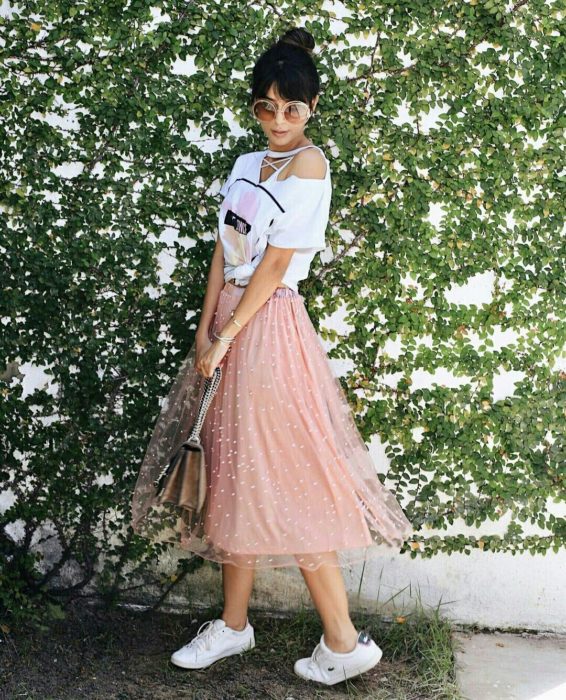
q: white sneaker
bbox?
[170,617,255,669]
[294,629,383,686]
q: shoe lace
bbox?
[185,619,223,652]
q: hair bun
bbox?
[278,27,315,56]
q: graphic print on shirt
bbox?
[220,188,262,268]
[220,185,271,270]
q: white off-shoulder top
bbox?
[217,144,331,292]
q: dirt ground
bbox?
[0,599,456,699]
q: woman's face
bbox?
[255,84,319,151]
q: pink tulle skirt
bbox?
[130,281,414,571]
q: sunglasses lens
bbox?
[252,100,309,123]
[285,103,309,122]
[253,100,276,121]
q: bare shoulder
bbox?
[289,146,327,180]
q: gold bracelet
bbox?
[230,309,243,328]
[213,331,235,344]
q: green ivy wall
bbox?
[1,0,564,626]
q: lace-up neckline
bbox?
[259,144,321,184]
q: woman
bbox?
[131,26,414,686]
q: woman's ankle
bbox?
[322,623,358,653]
[221,613,248,631]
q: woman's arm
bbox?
[217,244,295,340]
[196,237,226,340]
[193,244,294,377]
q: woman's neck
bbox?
[266,138,312,156]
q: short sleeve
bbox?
[267,179,331,251]
[219,155,242,198]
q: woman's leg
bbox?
[297,551,359,653]
[220,562,256,631]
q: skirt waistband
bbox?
[223,280,302,300]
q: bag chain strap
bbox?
[186,366,222,445]
[153,367,223,492]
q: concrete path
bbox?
[453,631,566,700]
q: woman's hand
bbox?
[195,335,231,378]
[194,333,211,370]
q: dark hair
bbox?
[250,27,320,110]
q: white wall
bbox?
[343,550,566,634]
[117,545,566,634]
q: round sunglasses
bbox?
[250,99,312,124]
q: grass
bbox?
[0,591,463,699]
